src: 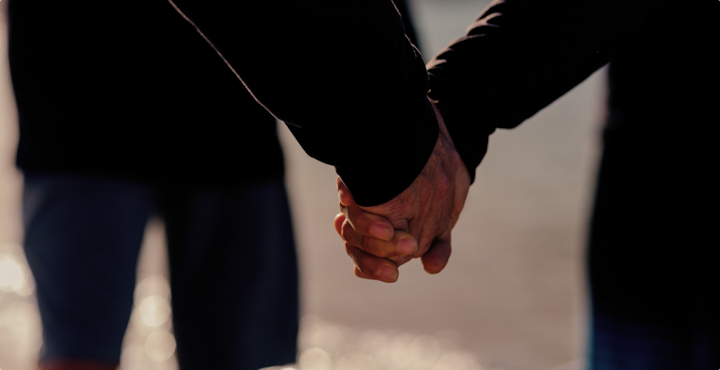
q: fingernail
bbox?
[370,225,391,241]
[379,266,398,282]
[338,189,348,206]
[397,239,417,256]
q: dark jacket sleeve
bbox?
[169,0,438,206]
[427,0,668,182]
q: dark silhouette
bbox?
[8,1,296,369]
[7,0,422,369]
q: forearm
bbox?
[170,0,438,206]
[427,0,667,181]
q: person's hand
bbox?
[333,99,471,282]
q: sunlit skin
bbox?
[334,99,471,283]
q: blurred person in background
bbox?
[334,1,719,370]
[8,0,298,369]
[6,1,421,369]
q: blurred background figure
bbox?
[3,0,423,369]
[6,0,300,369]
[586,3,719,368]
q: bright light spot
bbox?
[434,329,463,352]
[139,295,171,327]
[410,335,441,364]
[306,323,345,352]
[297,318,484,370]
[463,359,483,370]
[358,330,389,358]
[0,301,42,359]
[144,331,176,362]
[434,353,463,370]
[0,258,25,292]
[120,344,145,370]
[433,353,482,370]
[299,348,332,370]
[336,353,376,370]
[389,334,415,367]
[135,275,171,301]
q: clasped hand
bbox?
[333,99,471,282]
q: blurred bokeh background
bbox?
[0,1,607,369]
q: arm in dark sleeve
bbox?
[427,0,668,182]
[169,0,438,206]
[393,0,422,51]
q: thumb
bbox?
[421,234,452,274]
[336,177,356,207]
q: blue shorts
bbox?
[22,173,298,369]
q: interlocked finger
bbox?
[340,202,396,242]
[341,217,417,259]
[345,244,399,283]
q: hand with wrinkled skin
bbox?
[333,100,471,282]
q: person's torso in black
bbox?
[8,0,284,187]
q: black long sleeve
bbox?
[170,0,438,206]
[427,0,670,182]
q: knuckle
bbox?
[357,209,374,223]
[362,239,381,256]
[437,172,452,195]
[366,239,395,258]
[357,261,375,277]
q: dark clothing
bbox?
[8,0,284,187]
[156,0,715,207]
[426,0,719,369]
[589,131,718,370]
[426,0,696,180]
[588,2,719,369]
[22,175,299,369]
[394,0,422,54]
[157,0,441,206]
[8,0,427,200]
[9,0,716,206]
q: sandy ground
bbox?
[0,1,607,369]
